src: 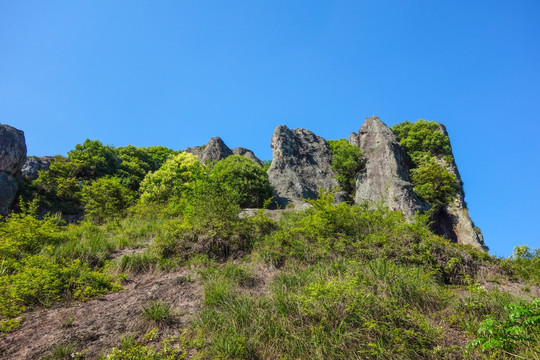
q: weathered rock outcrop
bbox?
[0,172,19,215]
[0,124,27,215]
[267,125,338,206]
[431,124,487,250]
[20,156,54,181]
[0,124,26,174]
[186,137,263,165]
[349,116,428,218]
[232,147,264,166]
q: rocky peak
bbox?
[349,116,428,219]
[267,125,338,206]
[232,147,263,166]
[186,137,263,165]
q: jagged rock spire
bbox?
[348,116,428,218]
[267,125,338,206]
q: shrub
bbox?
[327,139,365,196]
[139,152,204,204]
[81,177,134,224]
[31,156,83,215]
[392,120,460,209]
[391,120,452,166]
[409,159,459,208]
[468,298,540,358]
[209,155,273,208]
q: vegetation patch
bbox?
[327,138,365,196]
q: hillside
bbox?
[0,117,538,359]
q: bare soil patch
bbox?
[0,267,202,360]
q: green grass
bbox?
[142,301,175,325]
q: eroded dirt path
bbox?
[0,268,202,359]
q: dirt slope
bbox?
[0,268,202,359]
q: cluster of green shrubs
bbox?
[0,202,121,327]
[20,139,176,219]
[20,138,272,225]
[392,120,460,209]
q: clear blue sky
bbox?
[1,1,539,257]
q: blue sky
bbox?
[1,1,539,256]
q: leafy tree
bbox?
[31,156,83,214]
[145,146,177,168]
[81,177,134,224]
[327,139,365,195]
[139,152,204,204]
[67,139,119,179]
[209,155,273,208]
[115,146,156,191]
[410,159,459,208]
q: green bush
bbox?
[31,156,83,215]
[392,120,460,209]
[0,205,121,319]
[139,152,204,204]
[502,245,540,286]
[409,159,459,208]
[81,177,134,224]
[468,298,540,358]
[391,120,452,166]
[209,155,273,208]
[327,139,365,195]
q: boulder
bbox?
[431,123,487,250]
[232,147,264,166]
[20,156,54,181]
[0,124,27,174]
[267,125,338,206]
[349,116,427,218]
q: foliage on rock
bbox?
[392,120,459,209]
[327,139,365,195]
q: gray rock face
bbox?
[267,125,338,206]
[0,172,18,216]
[349,116,427,218]
[186,137,263,165]
[431,124,487,250]
[20,156,54,181]
[232,147,264,166]
[0,124,27,215]
[0,124,27,174]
